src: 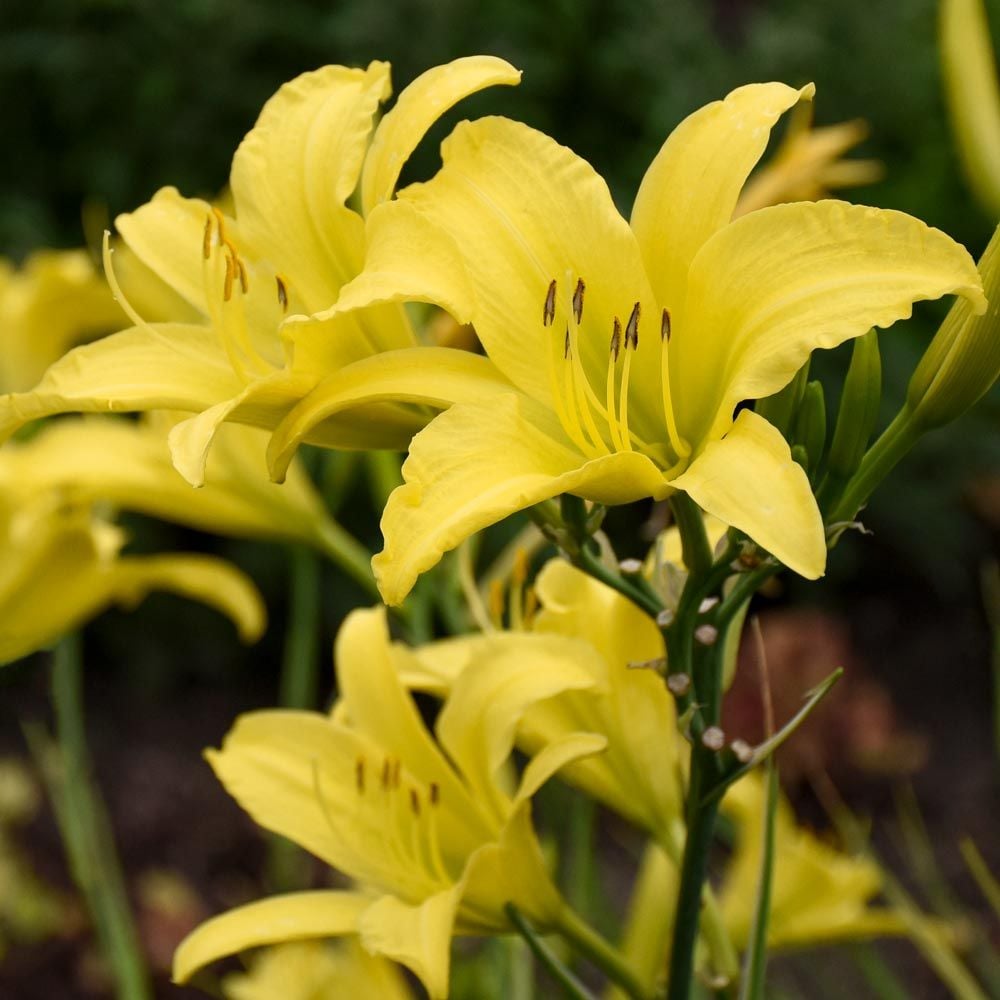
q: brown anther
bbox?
[237,257,249,295]
[202,215,214,260]
[223,253,236,302]
[391,759,402,789]
[543,279,557,326]
[572,278,585,324]
[661,308,672,342]
[355,757,365,794]
[429,782,440,806]
[409,788,421,816]
[276,275,289,312]
[625,302,640,349]
[381,758,391,789]
[563,326,572,360]
[610,317,622,361]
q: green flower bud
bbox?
[906,222,1000,429]
[827,330,882,482]
[790,380,827,478]
[755,358,811,437]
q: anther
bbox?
[563,326,572,360]
[391,759,402,789]
[355,757,365,794]
[702,726,726,751]
[276,275,289,312]
[409,788,421,816]
[202,215,214,260]
[625,302,640,350]
[572,278,585,323]
[237,257,249,295]
[610,318,622,361]
[211,207,227,242]
[661,308,672,342]
[429,782,440,806]
[543,279,557,326]
[381,758,391,789]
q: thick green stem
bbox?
[279,545,322,710]
[50,635,152,1000]
[556,906,650,1000]
[667,751,720,1000]
[671,493,713,579]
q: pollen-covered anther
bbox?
[661,308,672,342]
[572,277,586,323]
[543,279,557,326]
[391,759,402,789]
[563,326,572,360]
[625,301,641,350]
[380,758,392,790]
[276,275,289,312]
[429,782,440,806]
[223,253,236,302]
[355,756,365,794]
[202,215,214,260]
[409,788,421,816]
[610,318,622,361]
[237,257,249,295]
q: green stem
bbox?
[671,493,713,579]
[279,545,322,710]
[575,542,662,618]
[826,412,921,524]
[50,635,152,1000]
[506,904,597,1000]
[556,906,650,1000]
[316,520,379,600]
[667,751,721,1000]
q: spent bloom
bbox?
[317,82,984,603]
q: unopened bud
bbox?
[905,223,1000,430]
[827,329,881,482]
[790,380,827,476]
[755,358,810,436]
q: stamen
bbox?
[211,207,228,242]
[381,758,391,789]
[223,252,236,302]
[429,782,440,806]
[276,275,289,312]
[202,215,214,260]
[606,318,626,452]
[563,326,572,360]
[391,759,402,789]
[610,318,622,362]
[661,308,672,342]
[489,578,505,628]
[355,756,366,794]
[572,278,585,323]
[237,257,249,295]
[409,788,421,816]
[543,279,557,326]
[625,301,641,350]
[657,305,690,464]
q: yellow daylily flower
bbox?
[403,559,687,853]
[222,939,412,1000]
[0,57,519,485]
[718,771,905,947]
[174,606,605,998]
[734,103,883,217]
[324,82,984,603]
[0,413,365,570]
[0,249,125,393]
[0,497,263,664]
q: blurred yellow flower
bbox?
[0,57,519,485]
[330,82,983,603]
[0,249,124,393]
[174,607,604,998]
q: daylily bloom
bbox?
[0,249,125,393]
[173,607,606,998]
[0,496,263,664]
[0,57,519,484]
[318,82,984,603]
[222,940,411,1000]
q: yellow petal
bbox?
[358,887,463,1000]
[373,395,669,604]
[434,634,604,817]
[267,347,514,482]
[115,188,214,315]
[173,890,368,983]
[631,82,813,311]
[343,118,662,434]
[230,63,392,311]
[513,731,609,807]
[670,409,825,579]
[361,55,521,214]
[0,324,239,442]
[672,199,987,444]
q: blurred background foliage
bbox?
[1,0,998,653]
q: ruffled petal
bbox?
[266,347,514,482]
[670,409,825,579]
[360,55,522,214]
[173,890,369,983]
[672,199,986,444]
[373,394,670,605]
[631,82,813,311]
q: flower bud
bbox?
[755,358,810,437]
[790,380,827,477]
[906,222,1000,429]
[826,329,881,482]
